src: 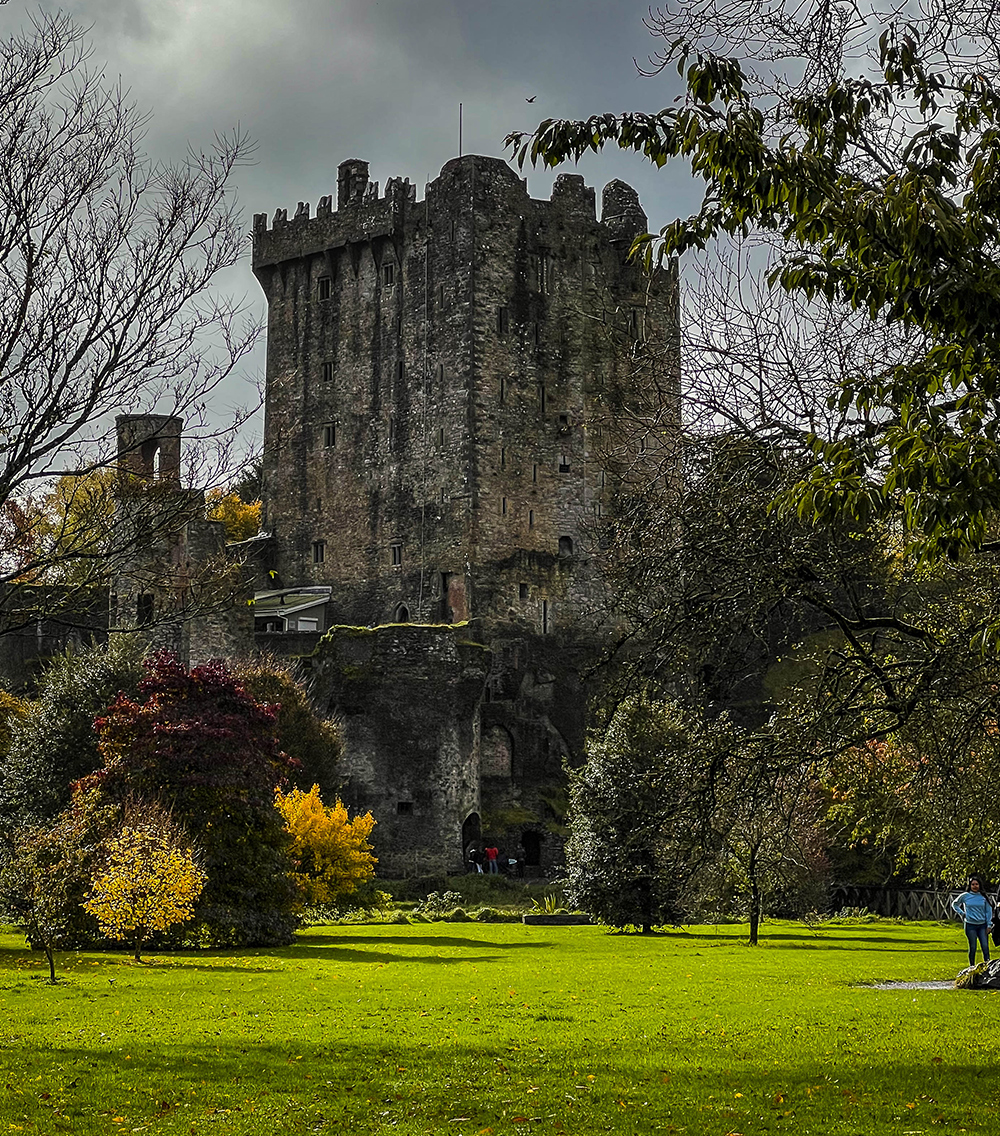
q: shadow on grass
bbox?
[285,946,513,964]
[308,934,553,951]
[672,931,935,946]
[0,1036,986,1134]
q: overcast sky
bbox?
[1,0,700,455]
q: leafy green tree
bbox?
[0,637,148,828]
[231,656,342,792]
[565,697,731,932]
[83,651,299,947]
[0,807,98,981]
[509,1,1000,561]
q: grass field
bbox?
[0,919,996,1135]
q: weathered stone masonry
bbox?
[253,156,678,875]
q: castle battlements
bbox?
[252,156,645,270]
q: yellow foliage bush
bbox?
[275,785,376,906]
[84,824,206,960]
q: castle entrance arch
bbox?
[462,812,481,866]
[521,830,542,868]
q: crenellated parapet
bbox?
[252,159,418,268]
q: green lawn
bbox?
[0,919,995,1135]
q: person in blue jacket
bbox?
[952,875,994,967]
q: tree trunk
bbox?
[748,854,761,945]
[44,942,56,984]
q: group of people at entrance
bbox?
[466,843,525,877]
[952,875,998,966]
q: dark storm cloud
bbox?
[0,0,699,440]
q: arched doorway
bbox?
[394,603,410,623]
[462,812,482,866]
[521,829,542,869]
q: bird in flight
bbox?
[525,95,537,102]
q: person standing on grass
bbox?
[952,875,993,967]
[485,843,499,875]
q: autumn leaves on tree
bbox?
[0,650,374,971]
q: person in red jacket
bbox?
[484,844,499,875]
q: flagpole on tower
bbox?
[459,102,463,158]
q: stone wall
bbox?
[252,155,680,875]
[305,623,490,877]
[252,155,678,635]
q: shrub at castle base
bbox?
[275,784,376,909]
[80,652,299,946]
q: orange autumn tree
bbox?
[275,785,376,908]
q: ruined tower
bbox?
[252,156,678,874]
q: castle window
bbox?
[496,306,509,336]
[532,464,538,483]
[322,361,334,383]
[542,599,549,633]
[438,363,444,383]
[394,603,410,623]
[559,455,570,473]
[502,496,507,516]
[323,423,336,448]
[316,497,322,511]
[559,536,574,557]
[137,593,154,626]
[499,376,505,404]
[383,263,395,286]
[501,447,506,469]
[318,276,332,300]
[396,360,404,383]
[519,582,528,601]
[559,414,569,427]
[396,801,414,816]
[601,470,606,487]
[529,509,535,528]
[534,322,540,346]
[391,543,403,567]
[538,254,549,293]
[312,540,326,564]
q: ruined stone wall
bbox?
[305,624,489,877]
[111,416,254,667]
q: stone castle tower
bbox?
[251,155,678,875]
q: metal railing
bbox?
[830,885,960,921]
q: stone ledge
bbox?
[521,913,593,926]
